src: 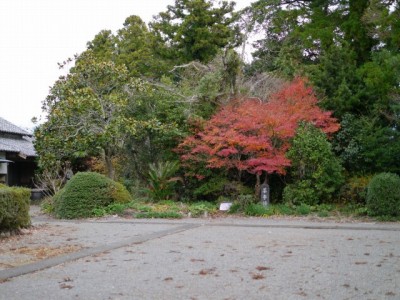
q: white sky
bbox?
[0,0,252,130]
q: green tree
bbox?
[86,30,116,61]
[86,15,172,79]
[115,15,171,78]
[121,77,189,181]
[248,0,381,73]
[150,0,240,63]
[283,123,344,205]
[35,51,146,179]
[334,114,400,174]
[243,0,400,177]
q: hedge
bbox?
[366,172,400,217]
[0,185,31,233]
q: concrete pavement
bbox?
[0,207,399,299]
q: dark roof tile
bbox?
[0,116,32,136]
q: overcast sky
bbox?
[0,0,251,130]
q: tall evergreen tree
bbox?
[150,0,240,63]
[244,0,400,174]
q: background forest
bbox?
[34,0,400,219]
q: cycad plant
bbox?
[146,161,182,201]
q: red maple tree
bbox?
[177,78,339,186]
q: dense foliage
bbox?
[54,172,131,219]
[177,78,339,187]
[150,0,239,63]
[0,185,31,232]
[366,173,400,217]
[247,0,400,175]
[283,123,344,205]
[34,0,399,213]
[145,161,182,201]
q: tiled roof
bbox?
[0,117,36,157]
[0,135,36,157]
[0,116,32,136]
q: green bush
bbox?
[228,202,241,214]
[188,201,217,217]
[339,175,372,204]
[245,203,269,216]
[295,203,311,215]
[145,161,181,201]
[40,196,55,214]
[283,123,344,205]
[0,185,31,233]
[193,176,230,199]
[283,180,319,206]
[110,182,132,203]
[273,204,295,215]
[228,194,256,214]
[53,172,131,219]
[366,173,400,217]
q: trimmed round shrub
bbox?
[53,172,131,219]
[366,173,400,217]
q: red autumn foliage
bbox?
[177,78,339,178]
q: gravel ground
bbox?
[0,206,399,299]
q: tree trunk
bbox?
[263,172,268,185]
[255,173,261,199]
[102,148,115,180]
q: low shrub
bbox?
[92,202,128,217]
[228,194,256,214]
[366,173,400,217]
[188,201,217,217]
[296,203,311,215]
[339,175,372,204]
[110,182,132,204]
[40,196,55,214]
[228,202,242,214]
[53,172,132,219]
[245,203,269,216]
[135,211,182,219]
[0,185,31,233]
[145,161,181,201]
[272,204,295,215]
[283,180,319,206]
[317,210,329,217]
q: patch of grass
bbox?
[336,202,368,217]
[317,210,329,218]
[92,202,138,217]
[135,211,182,219]
[228,202,242,214]
[127,202,153,212]
[151,200,181,213]
[245,203,269,216]
[188,201,217,217]
[375,215,400,222]
[272,204,295,215]
[295,203,311,215]
[50,192,383,222]
[40,197,55,214]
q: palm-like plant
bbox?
[146,161,182,201]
